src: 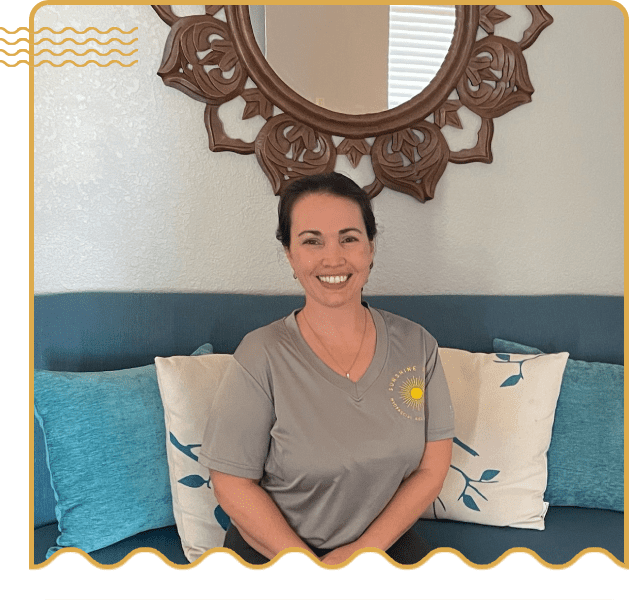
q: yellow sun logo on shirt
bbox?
[399,376,425,411]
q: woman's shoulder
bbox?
[233,312,294,375]
[225,318,287,397]
[237,314,292,352]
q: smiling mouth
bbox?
[317,274,351,284]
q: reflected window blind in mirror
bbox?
[388,5,457,109]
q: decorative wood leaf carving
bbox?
[479,5,510,34]
[457,35,534,119]
[157,14,246,105]
[448,118,494,165]
[152,5,552,203]
[371,123,449,202]
[241,88,274,121]
[519,5,555,50]
[204,105,254,155]
[435,100,464,130]
[205,5,224,18]
[153,5,178,27]
[337,139,371,169]
[363,178,384,201]
[254,114,336,196]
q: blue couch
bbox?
[33,293,624,566]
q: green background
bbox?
[8,0,629,599]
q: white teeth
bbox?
[318,275,349,284]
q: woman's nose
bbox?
[321,241,345,265]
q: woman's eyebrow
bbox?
[297,227,364,237]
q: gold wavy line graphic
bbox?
[35,37,138,46]
[34,59,138,67]
[0,59,29,67]
[0,27,29,34]
[32,545,628,571]
[0,37,29,45]
[0,48,28,55]
[34,48,138,57]
[34,26,138,35]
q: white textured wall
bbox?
[34,5,624,295]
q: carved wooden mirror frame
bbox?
[153,5,553,202]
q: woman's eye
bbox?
[342,237,358,243]
[303,238,320,245]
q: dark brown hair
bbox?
[276,173,377,248]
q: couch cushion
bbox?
[417,507,624,565]
[34,522,188,565]
[34,507,623,566]
[33,343,213,559]
[493,338,624,512]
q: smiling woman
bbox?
[197,173,455,565]
[286,191,375,381]
[287,195,373,315]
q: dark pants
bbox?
[223,523,432,565]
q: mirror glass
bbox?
[250,5,456,115]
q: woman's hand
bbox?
[320,542,362,565]
[320,440,452,565]
[351,439,453,552]
[210,470,313,560]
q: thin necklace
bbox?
[301,306,368,379]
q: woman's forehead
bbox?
[291,193,364,229]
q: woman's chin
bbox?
[306,286,364,309]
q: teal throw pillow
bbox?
[34,343,214,559]
[493,339,623,512]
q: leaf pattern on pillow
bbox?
[214,505,231,530]
[432,437,500,517]
[449,464,499,511]
[169,431,232,531]
[494,353,543,387]
[453,436,478,457]
[178,474,210,488]
[169,431,202,461]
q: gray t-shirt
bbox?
[199,304,454,549]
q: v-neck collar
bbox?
[285,302,388,400]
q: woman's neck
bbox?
[300,300,366,337]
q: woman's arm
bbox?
[211,469,316,560]
[320,438,453,565]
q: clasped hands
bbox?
[318,541,364,566]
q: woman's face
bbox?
[285,192,375,310]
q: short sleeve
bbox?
[198,358,275,480]
[424,343,455,442]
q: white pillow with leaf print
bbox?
[155,352,235,562]
[420,348,568,530]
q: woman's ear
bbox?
[284,246,298,280]
[284,245,295,272]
